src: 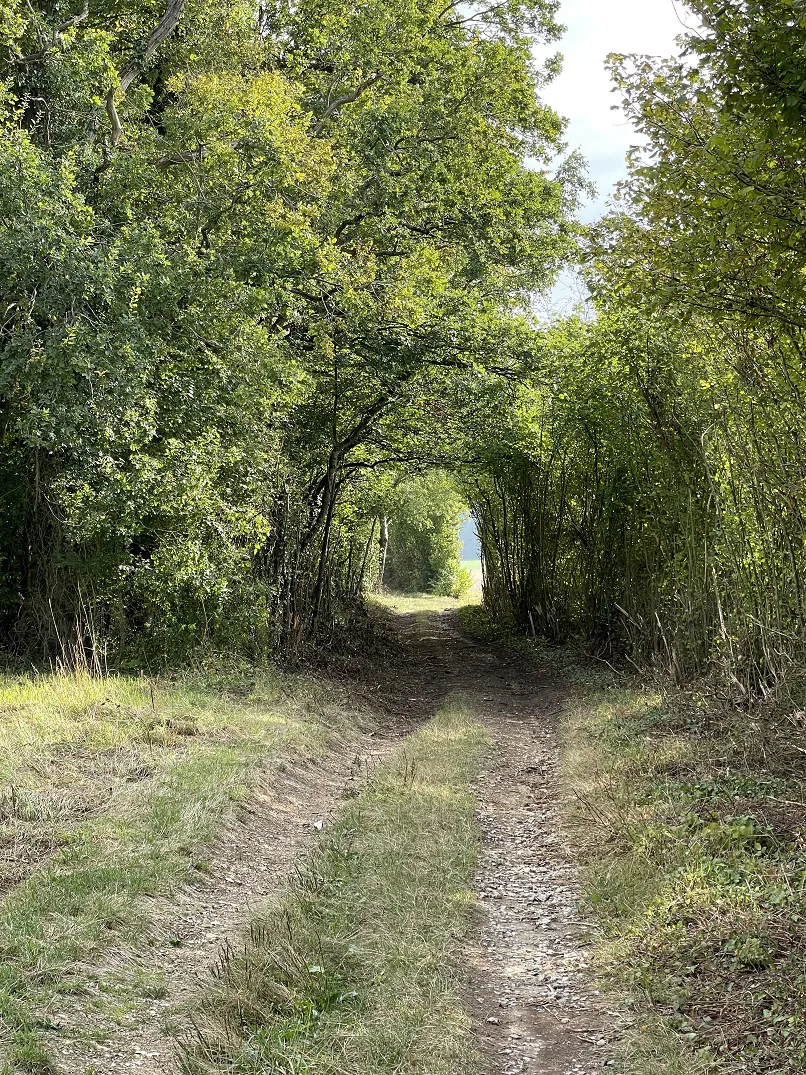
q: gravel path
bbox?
[466,661,619,1074]
[368,607,621,1073]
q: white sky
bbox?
[543,0,688,220]
[538,0,692,311]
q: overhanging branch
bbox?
[15,1,89,64]
[311,72,381,136]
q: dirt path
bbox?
[49,729,393,1074]
[465,656,617,1075]
[49,606,616,1074]
[378,609,618,1075]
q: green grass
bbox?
[177,698,487,1074]
[565,684,806,1074]
[370,592,465,615]
[0,663,354,1073]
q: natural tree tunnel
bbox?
[0,2,805,1073]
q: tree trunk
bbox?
[378,514,389,593]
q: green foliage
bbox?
[600,0,806,331]
[564,683,806,1075]
[383,473,467,597]
[0,0,580,660]
[447,564,474,600]
[466,3,806,700]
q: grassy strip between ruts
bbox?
[459,605,806,1075]
[177,698,487,1075]
[0,661,352,1074]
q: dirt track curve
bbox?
[49,608,617,1074]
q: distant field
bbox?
[462,558,483,589]
[373,593,463,614]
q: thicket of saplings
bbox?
[0,0,577,666]
[468,2,806,706]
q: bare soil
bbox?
[47,606,617,1074]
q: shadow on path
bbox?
[368,607,619,1075]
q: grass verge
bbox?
[177,698,487,1075]
[566,684,806,1074]
[0,661,352,1073]
[460,605,806,1074]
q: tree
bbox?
[466,1,806,698]
[0,0,582,657]
[382,471,468,596]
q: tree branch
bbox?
[106,0,186,145]
[15,1,89,65]
[152,144,209,168]
[311,71,381,136]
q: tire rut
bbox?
[467,678,620,1075]
[380,610,622,1075]
[49,727,400,1074]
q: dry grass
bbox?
[0,662,354,1073]
[562,684,806,1075]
